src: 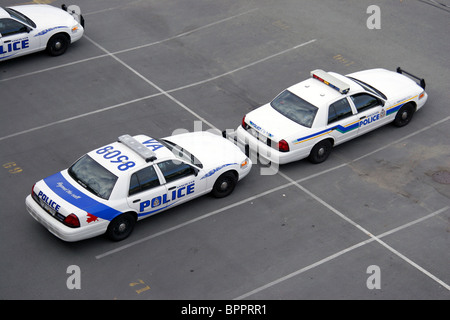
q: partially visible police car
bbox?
[26,133,252,241]
[237,68,428,164]
[0,4,84,61]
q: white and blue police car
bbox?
[0,4,84,61]
[237,67,427,164]
[26,132,252,241]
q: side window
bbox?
[129,166,160,196]
[0,19,28,37]
[350,93,381,113]
[157,160,195,183]
[328,98,353,124]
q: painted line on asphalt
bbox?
[234,206,450,299]
[0,39,317,141]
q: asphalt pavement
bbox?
[0,0,449,301]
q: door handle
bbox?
[168,186,176,191]
[132,199,141,203]
[360,116,366,120]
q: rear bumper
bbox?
[26,195,107,242]
[235,126,310,164]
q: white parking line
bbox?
[0,39,317,142]
[95,115,450,259]
[5,3,448,298]
[95,182,293,259]
[84,35,219,131]
[111,8,260,56]
[278,171,450,293]
[0,9,259,82]
[234,206,450,299]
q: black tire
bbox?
[308,139,333,164]
[393,103,415,127]
[46,34,70,56]
[106,213,136,241]
[211,172,237,198]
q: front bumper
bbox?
[26,195,107,242]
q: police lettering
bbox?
[360,113,380,126]
[142,138,165,152]
[37,190,61,212]
[0,39,30,54]
[139,183,195,212]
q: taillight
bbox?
[31,183,35,195]
[242,115,249,130]
[277,139,290,152]
[64,214,80,228]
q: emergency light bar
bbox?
[118,134,157,162]
[311,69,350,94]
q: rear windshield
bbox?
[4,8,36,27]
[270,90,318,128]
[68,155,118,200]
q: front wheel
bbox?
[211,172,237,198]
[308,140,333,164]
[393,103,415,127]
[106,213,136,241]
[46,34,70,56]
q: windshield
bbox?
[270,90,318,128]
[4,8,36,27]
[159,139,203,168]
[346,76,387,100]
[68,155,118,200]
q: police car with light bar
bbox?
[237,67,427,164]
[26,132,251,242]
[0,4,84,61]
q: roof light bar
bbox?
[118,134,157,162]
[311,69,350,94]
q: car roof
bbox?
[287,70,362,108]
[87,134,175,176]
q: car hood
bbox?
[11,4,77,28]
[165,131,247,169]
[348,69,423,101]
[246,103,310,141]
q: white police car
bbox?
[0,4,84,61]
[26,132,251,242]
[237,67,428,164]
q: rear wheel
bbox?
[46,33,70,56]
[211,172,237,198]
[393,103,415,127]
[308,139,333,164]
[106,213,136,241]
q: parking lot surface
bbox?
[1,0,449,300]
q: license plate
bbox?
[249,128,267,143]
[39,198,56,216]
